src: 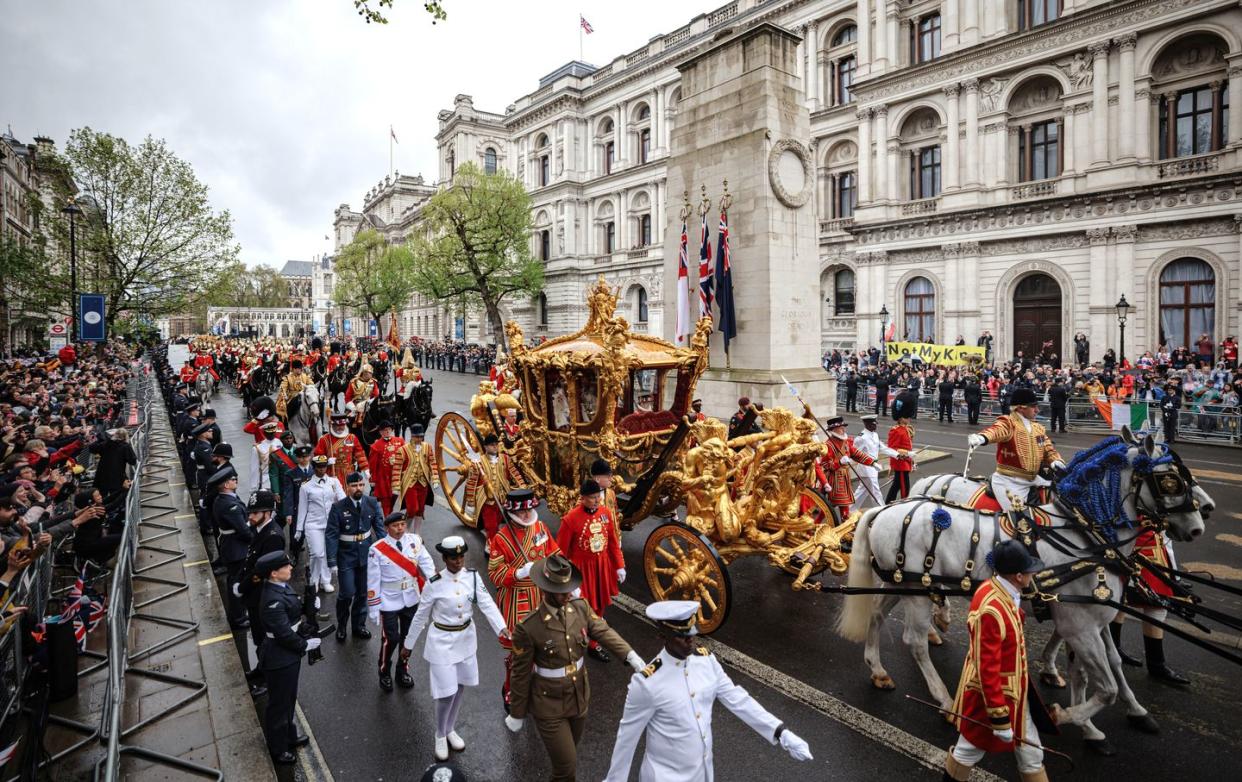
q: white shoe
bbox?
[447,731,465,751]
[321,582,335,593]
[434,735,449,761]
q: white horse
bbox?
[836,429,1210,750]
[286,383,322,446]
[195,371,213,405]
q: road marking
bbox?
[197,633,234,647]
[1190,468,1242,484]
[295,702,335,782]
[1229,512,1242,522]
[1180,561,1242,582]
[613,593,1003,781]
[183,559,211,568]
[1216,534,1242,548]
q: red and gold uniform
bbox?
[464,453,523,540]
[313,430,370,488]
[1133,527,1176,601]
[976,413,1061,482]
[345,371,380,427]
[327,353,343,373]
[368,433,406,516]
[885,421,915,501]
[556,502,624,616]
[393,439,437,518]
[817,436,875,516]
[193,352,220,381]
[180,364,198,384]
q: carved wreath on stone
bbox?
[767,139,813,209]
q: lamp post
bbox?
[879,304,890,365]
[1115,294,1131,366]
[61,199,82,342]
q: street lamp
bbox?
[1115,294,1131,366]
[879,304,890,366]
[61,199,83,342]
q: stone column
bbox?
[887,140,900,202]
[1062,106,1077,175]
[805,21,819,111]
[888,3,901,66]
[1134,84,1152,163]
[651,88,663,157]
[617,102,628,168]
[873,0,888,70]
[1229,63,1242,145]
[999,125,1013,186]
[857,108,873,202]
[652,183,663,245]
[944,84,961,190]
[962,0,979,45]
[943,243,962,322]
[943,0,959,51]
[1090,40,1110,166]
[1087,227,1111,360]
[1114,225,1137,347]
[874,106,890,201]
[983,0,997,37]
[964,79,980,186]
[1117,33,1137,161]
[984,123,998,187]
[959,241,981,338]
[857,0,871,75]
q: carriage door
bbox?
[1012,273,1062,360]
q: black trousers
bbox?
[875,393,889,416]
[967,402,981,425]
[1163,415,1177,443]
[335,560,368,632]
[845,393,857,412]
[263,662,300,756]
[885,472,910,502]
[937,398,953,421]
[1050,406,1067,433]
[225,562,247,624]
[378,606,415,672]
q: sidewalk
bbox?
[43,386,272,779]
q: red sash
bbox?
[373,539,426,590]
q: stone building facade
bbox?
[334,0,1240,361]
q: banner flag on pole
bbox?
[714,209,737,354]
[675,218,691,346]
[387,310,401,351]
[1094,399,1150,431]
[697,211,713,320]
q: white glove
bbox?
[504,715,524,733]
[231,583,242,597]
[616,568,627,584]
[993,727,1013,744]
[362,470,371,482]
[625,650,645,673]
[516,563,533,579]
[967,434,986,448]
[571,587,582,599]
[840,457,852,465]
[305,637,321,652]
[1051,460,1066,472]
[779,729,813,761]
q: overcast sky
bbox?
[4,0,703,267]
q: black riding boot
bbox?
[1145,635,1189,685]
[1109,621,1142,667]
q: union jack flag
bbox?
[698,211,713,319]
[675,219,691,345]
[580,15,594,33]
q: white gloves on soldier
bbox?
[616,568,626,584]
[993,727,1014,744]
[305,638,321,652]
[840,456,852,465]
[967,434,986,448]
[1051,460,1067,472]
[504,715,524,733]
[625,651,645,673]
[516,563,533,580]
[779,730,812,761]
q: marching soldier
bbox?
[327,472,385,641]
[966,387,1065,513]
[367,511,436,692]
[944,539,1054,782]
[313,412,370,489]
[505,554,644,782]
[604,600,812,781]
[487,488,560,710]
[404,535,510,761]
[464,433,523,552]
[256,551,318,765]
[210,466,251,629]
[819,416,877,518]
[295,456,346,592]
[394,423,437,536]
[368,420,405,516]
[235,490,285,693]
[556,479,625,662]
[884,411,917,503]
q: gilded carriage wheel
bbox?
[775,488,844,577]
[643,522,731,634]
[435,411,484,529]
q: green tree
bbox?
[408,162,541,339]
[332,228,417,338]
[60,127,239,328]
[205,262,290,308]
[354,0,446,24]
[0,236,65,349]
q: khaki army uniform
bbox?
[510,597,634,782]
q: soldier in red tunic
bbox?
[945,540,1052,782]
[556,479,625,662]
[313,412,370,488]
[1109,525,1190,684]
[393,424,437,536]
[487,488,560,710]
[818,416,876,518]
[885,415,916,502]
[179,361,198,385]
[368,420,405,516]
[193,350,220,381]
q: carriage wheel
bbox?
[435,412,484,529]
[643,522,731,634]
[774,489,843,578]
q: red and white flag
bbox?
[675,218,691,345]
[580,15,594,34]
[884,319,896,341]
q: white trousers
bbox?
[951,704,1043,773]
[989,472,1048,513]
[853,473,883,508]
[305,528,331,587]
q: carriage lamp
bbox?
[1115,294,1130,364]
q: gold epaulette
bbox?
[641,658,663,678]
[694,646,710,656]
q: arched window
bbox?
[536,133,550,185]
[637,106,650,121]
[635,104,652,165]
[827,23,859,107]
[831,25,857,46]
[836,56,856,105]
[483,147,497,175]
[1159,259,1215,350]
[833,269,855,315]
[904,277,935,341]
[635,287,649,324]
[448,150,455,177]
[599,118,616,174]
[1009,76,1064,182]
[538,293,549,327]
[1152,34,1231,161]
[605,221,616,254]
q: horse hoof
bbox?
[871,675,896,690]
[1039,671,1067,689]
[933,613,951,633]
[927,629,944,647]
[1127,713,1160,735]
[1048,703,1068,726]
[1084,738,1117,757]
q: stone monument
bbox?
[663,22,836,416]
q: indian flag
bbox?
[1094,399,1149,431]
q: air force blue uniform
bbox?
[326,494,384,632]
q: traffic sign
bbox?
[48,322,67,337]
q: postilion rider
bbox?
[966,387,1066,513]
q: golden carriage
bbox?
[434,278,855,632]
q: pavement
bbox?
[169,345,1242,782]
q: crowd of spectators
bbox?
[408,338,502,375]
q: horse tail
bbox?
[836,507,881,642]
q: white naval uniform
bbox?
[366,532,436,621]
[296,474,345,587]
[403,567,507,698]
[604,647,783,782]
[852,428,898,509]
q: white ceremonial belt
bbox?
[340,531,371,542]
[266,621,301,639]
[382,579,416,591]
[218,529,236,535]
[535,657,584,678]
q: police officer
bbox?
[1048,378,1069,434]
[256,550,319,765]
[505,554,644,782]
[327,472,384,641]
[367,511,436,691]
[176,402,202,470]
[200,407,222,447]
[188,423,215,495]
[1161,379,1181,443]
[236,490,286,691]
[874,372,892,417]
[844,371,859,413]
[202,443,235,570]
[963,375,984,425]
[604,601,812,781]
[211,467,252,628]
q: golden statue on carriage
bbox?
[433,277,856,632]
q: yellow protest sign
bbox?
[885,341,987,366]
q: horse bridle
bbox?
[1135,446,1199,518]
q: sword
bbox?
[963,443,977,479]
[780,374,883,506]
[903,694,1075,772]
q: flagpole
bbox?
[719,179,733,370]
[579,13,583,61]
[389,126,394,176]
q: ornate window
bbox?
[833,269,855,315]
[605,221,616,254]
[826,23,858,107]
[1008,76,1064,182]
[835,56,856,105]
[913,14,941,64]
[536,133,550,186]
[834,171,857,218]
[538,229,551,261]
[1159,83,1229,158]
[448,150,455,177]
[909,145,941,199]
[1018,120,1060,181]
[634,287,649,324]
[639,213,652,246]
[483,147,497,175]
[1017,0,1060,31]
[599,118,615,174]
[903,276,935,341]
[898,107,942,199]
[1158,259,1215,350]
[538,293,548,327]
[639,129,651,164]
[831,24,856,46]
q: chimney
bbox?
[32,136,54,159]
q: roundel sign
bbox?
[49,323,67,336]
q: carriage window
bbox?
[547,371,571,432]
[573,369,599,424]
[660,368,681,414]
[523,368,543,422]
[632,369,658,412]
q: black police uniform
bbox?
[963,380,983,425]
[281,463,313,531]
[1161,389,1181,443]
[325,493,384,635]
[214,489,253,626]
[937,379,957,422]
[1048,382,1069,433]
[845,373,859,412]
[189,437,215,493]
[239,518,287,661]
[259,574,307,760]
[874,373,891,416]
